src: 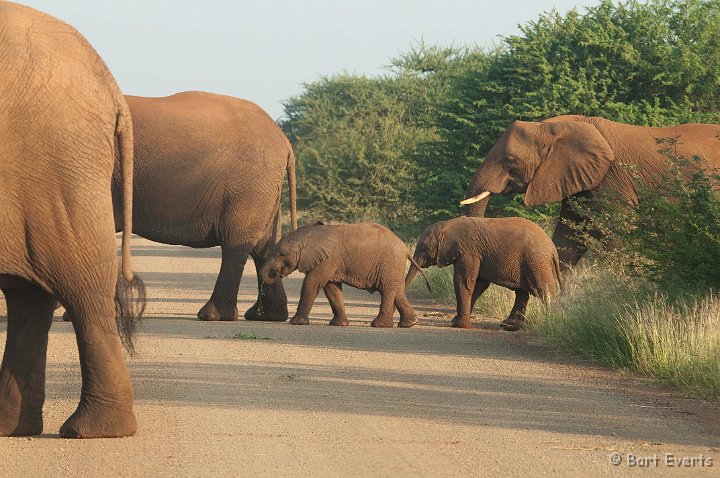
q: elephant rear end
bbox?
[0,2,143,438]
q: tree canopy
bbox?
[280,0,720,236]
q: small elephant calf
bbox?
[405,216,562,331]
[260,222,430,327]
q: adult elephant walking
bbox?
[117,92,297,321]
[0,2,144,437]
[460,115,720,272]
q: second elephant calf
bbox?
[259,223,429,327]
[406,216,562,331]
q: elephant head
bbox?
[260,222,337,284]
[461,118,615,215]
[405,218,470,291]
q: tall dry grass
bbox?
[410,262,720,399]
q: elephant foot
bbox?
[398,317,418,328]
[289,315,310,325]
[60,402,136,438]
[198,299,239,321]
[328,316,349,326]
[450,316,472,329]
[244,302,289,322]
[0,411,43,437]
[370,317,394,328]
[499,317,523,332]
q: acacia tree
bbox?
[422,0,720,221]
[280,45,485,234]
[282,1,720,233]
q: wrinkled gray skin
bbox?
[114,92,297,322]
[260,223,424,328]
[1,2,144,438]
[405,217,562,331]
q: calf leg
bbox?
[0,287,54,436]
[371,289,396,328]
[500,289,530,332]
[451,257,480,329]
[324,282,349,326]
[395,290,417,328]
[290,264,333,325]
[451,279,489,327]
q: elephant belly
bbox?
[330,272,379,293]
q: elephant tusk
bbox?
[459,191,491,206]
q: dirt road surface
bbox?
[0,236,718,477]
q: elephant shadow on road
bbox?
[44,356,718,448]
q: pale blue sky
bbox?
[19,0,600,119]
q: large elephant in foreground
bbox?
[461,115,720,271]
[116,92,298,321]
[1,2,144,438]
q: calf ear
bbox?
[437,235,462,267]
[298,233,338,273]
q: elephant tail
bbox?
[287,148,298,231]
[115,107,146,354]
[406,255,432,293]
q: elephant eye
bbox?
[279,251,286,257]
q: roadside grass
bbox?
[409,262,720,400]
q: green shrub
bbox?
[573,145,720,292]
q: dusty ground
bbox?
[0,236,718,477]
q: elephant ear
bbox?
[436,227,464,267]
[525,121,614,206]
[298,229,338,273]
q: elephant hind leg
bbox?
[499,289,530,332]
[58,294,137,438]
[325,282,348,326]
[198,243,252,321]
[0,286,55,436]
[395,291,417,328]
[371,289,396,328]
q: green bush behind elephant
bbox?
[461,115,720,271]
[0,2,144,438]
[406,216,562,331]
[114,92,298,322]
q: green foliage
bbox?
[576,144,720,291]
[426,0,720,223]
[280,44,487,235]
[281,1,720,235]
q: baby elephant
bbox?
[260,223,430,327]
[405,216,562,331]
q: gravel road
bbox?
[0,236,717,477]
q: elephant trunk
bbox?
[405,255,432,293]
[462,194,490,217]
[462,159,510,217]
[259,263,277,285]
[404,265,419,293]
